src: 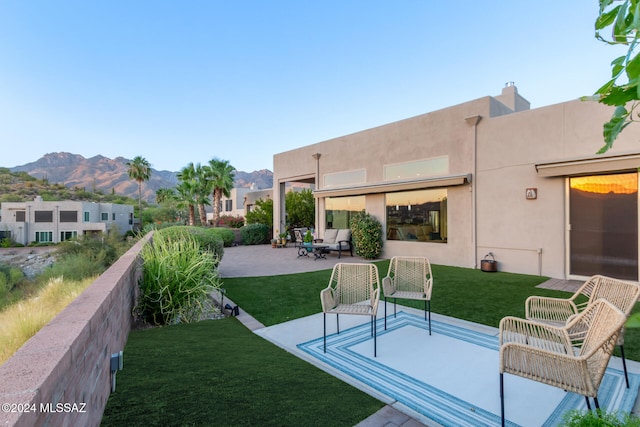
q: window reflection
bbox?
[325,196,365,229]
[386,189,447,243]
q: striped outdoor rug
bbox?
[298,311,639,427]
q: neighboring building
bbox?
[273,84,640,281]
[207,188,253,223]
[0,196,134,245]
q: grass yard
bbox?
[101,317,383,427]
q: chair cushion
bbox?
[336,229,351,243]
[324,229,338,244]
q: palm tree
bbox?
[155,188,175,205]
[206,158,236,227]
[177,163,211,226]
[126,156,152,221]
[175,180,197,226]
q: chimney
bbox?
[495,82,530,112]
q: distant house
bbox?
[0,196,133,245]
[273,84,640,281]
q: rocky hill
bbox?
[10,152,273,203]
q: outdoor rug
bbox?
[297,311,640,427]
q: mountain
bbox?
[10,152,273,203]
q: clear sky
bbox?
[0,1,623,173]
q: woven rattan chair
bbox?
[382,256,433,334]
[320,263,380,356]
[525,275,640,387]
[500,299,627,427]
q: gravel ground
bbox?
[0,247,57,278]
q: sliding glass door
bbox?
[569,172,638,280]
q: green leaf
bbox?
[596,4,621,29]
[599,106,631,153]
[614,1,631,42]
[628,52,640,79]
[595,78,617,95]
[599,85,637,105]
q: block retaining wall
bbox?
[0,233,151,427]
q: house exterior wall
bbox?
[273,85,640,279]
[0,198,133,245]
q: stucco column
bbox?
[312,153,321,230]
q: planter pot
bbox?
[481,253,498,272]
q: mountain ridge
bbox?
[10,152,273,203]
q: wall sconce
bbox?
[525,188,537,200]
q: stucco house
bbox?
[273,84,640,281]
[0,196,134,245]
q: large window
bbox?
[325,196,365,229]
[60,210,78,222]
[35,231,53,243]
[384,156,449,181]
[60,231,78,241]
[386,189,447,243]
[34,210,53,222]
[323,169,366,188]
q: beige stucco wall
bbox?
[273,87,640,279]
[477,99,640,278]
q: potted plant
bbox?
[279,231,288,246]
[303,229,313,252]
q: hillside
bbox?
[9,152,273,203]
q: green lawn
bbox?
[102,262,640,426]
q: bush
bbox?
[209,227,235,247]
[137,232,221,326]
[350,211,383,260]
[155,226,224,264]
[240,223,269,245]
[39,253,104,282]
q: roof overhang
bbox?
[313,173,471,198]
[535,153,640,177]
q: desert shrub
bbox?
[350,211,383,260]
[0,264,25,292]
[240,223,269,245]
[155,226,224,263]
[39,253,104,282]
[209,227,235,247]
[137,232,221,326]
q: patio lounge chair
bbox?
[320,263,380,356]
[382,256,433,334]
[499,299,627,427]
[319,229,353,258]
[525,274,640,387]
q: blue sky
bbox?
[0,1,623,173]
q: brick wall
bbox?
[0,233,151,427]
